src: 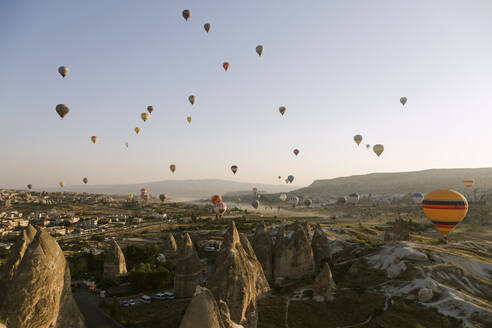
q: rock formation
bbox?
[103,240,127,280]
[0,225,85,328]
[311,224,333,273]
[312,262,336,302]
[174,233,201,298]
[208,221,269,328]
[273,224,315,284]
[250,222,274,281]
[179,287,240,328]
[384,218,410,241]
[162,233,178,257]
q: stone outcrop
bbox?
[311,224,333,273]
[273,224,315,283]
[384,219,410,241]
[179,287,240,328]
[174,233,201,298]
[250,222,274,281]
[103,240,127,280]
[0,225,85,328]
[162,233,178,257]
[208,221,269,328]
[312,262,336,302]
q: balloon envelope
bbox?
[293,149,299,156]
[187,116,192,124]
[91,136,97,144]
[422,189,468,238]
[211,195,222,205]
[170,164,176,173]
[251,199,260,209]
[256,45,264,56]
[58,66,69,78]
[214,202,227,216]
[346,193,359,204]
[287,195,299,206]
[354,135,362,146]
[252,187,258,195]
[287,175,294,183]
[188,95,196,105]
[27,184,32,190]
[56,104,70,119]
[141,113,149,122]
[125,142,129,148]
[223,62,230,71]
[400,97,407,106]
[182,10,190,21]
[204,23,211,33]
[412,192,424,204]
[373,144,384,157]
[231,165,238,174]
[147,106,154,114]
[83,177,88,184]
[279,194,287,201]
[135,127,140,134]
[463,178,474,189]
[279,106,286,115]
[59,182,64,188]
[159,194,167,202]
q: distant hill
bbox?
[293,168,492,198]
[48,179,297,200]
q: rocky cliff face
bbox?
[273,224,315,283]
[311,224,333,273]
[163,233,178,257]
[0,225,85,328]
[312,262,336,302]
[250,223,274,282]
[174,233,201,298]
[208,221,269,328]
[103,240,127,280]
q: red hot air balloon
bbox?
[211,195,222,205]
[223,62,230,71]
[214,202,227,216]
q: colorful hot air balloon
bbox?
[256,45,264,56]
[251,199,260,209]
[412,192,424,204]
[128,194,134,201]
[287,175,294,183]
[287,195,299,206]
[346,193,359,204]
[182,9,190,21]
[293,149,299,156]
[400,97,407,106]
[147,106,154,114]
[135,127,140,134]
[91,136,97,144]
[125,142,129,148]
[83,177,88,184]
[204,23,211,33]
[214,202,227,216]
[422,189,468,239]
[27,184,32,190]
[187,116,192,124]
[170,164,176,173]
[211,195,222,205]
[373,144,384,157]
[159,194,167,202]
[141,113,149,122]
[463,178,474,189]
[231,165,238,174]
[304,199,313,207]
[279,194,287,201]
[279,106,286,115]
[59,181,64,188]
[354,135,362,146]
[58,66,69,78]
[188,95,196,105]
[56,104,70,119]
[252,187,258,195]
[223,62,230,71]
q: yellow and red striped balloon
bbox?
[463,178,474,189]
[422,189,468,238]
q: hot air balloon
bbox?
[293,149,299,156]
[279,106,286,115]
[422,189,468,239]
[58,66,69,78]
[56,104,70,119]
[143,193,150,201]
[147,106,154,114]
[125,142,129,148]
[353,135,362,146]
[366,144,370,149]
[188,95,196,105]
[412,192,424,204]
[204,23,211,33]
[187,116,192,124]
[223,62,230,71]
[214,202,227,216]
[373,144,384,157]
[252,187,258,195]
[231,165,238,174]
[141,113,149,122]
[288,175,294,183]
[304,199,313,207]
[27,184,32,190]
[463,178,474,189]
[159,194,167,202]
[91,136,97,144]
[279,194,287,201]
[346,193,359,204]
[256,45,264,56]
[83,177,88,184]
[170,164,176,173]
[400,97,407,106]
[278,176,282,180]
[287,195,299,206]
[182,10,190,21]
[59,182,64,188]
[135,127,140,134]
[251,199,260,209]
[285,179,289,184]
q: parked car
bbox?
[140,295,151,303]
[152,293,166,301]
[128,299,136,306]
[121,301,129,307]
[163,291,174,300]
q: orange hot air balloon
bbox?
[211,194,222,205]
[223,62,230,71]
[141,113,149,122]
[463,178,474,189]
[135,127,140,134]
[147,105,154,114]
[422,189,468,239]
[91,136,97,144]
[187,116,192,124]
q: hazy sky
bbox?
[1,0,492,189]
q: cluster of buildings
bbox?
[0,189,117,207]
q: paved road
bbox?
[73,289,123,328]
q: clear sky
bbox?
[1,0,492,189]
